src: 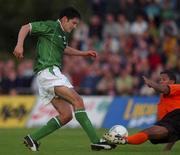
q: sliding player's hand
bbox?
[143,76,152,88]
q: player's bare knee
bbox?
[142,129,151,137]
[73,96,84,109]
[143,126,168,139]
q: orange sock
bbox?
[127,132,149,145]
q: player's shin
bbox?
[74,109,99,143]
[127,132,149,144]
[30,116,62,141]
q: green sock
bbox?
[30,116,61,141]
[75,109,99,144]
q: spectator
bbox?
[159,17,178,38]
[89,14,103,39]
[116,13,130,37]
[102,13,119,39]
[1,69,18,94]
[144,0,161,20]
[119,0,139,22]
[102,35,120,53]
[96,64,116,95]
[0,61,4,94]
[115,66,134,95]
[148,44,162,70]
[80,61,101,95]
[130,14,148,35]
[73,21,89,50]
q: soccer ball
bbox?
[104,125,128,144]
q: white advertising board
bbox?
[27,96,112,128]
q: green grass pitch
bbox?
[0,128,180,155]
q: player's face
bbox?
[63,17,79,33]
[159,73,171,85]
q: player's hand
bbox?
[143,76,152,88]
[85,50,97,58]
[13,45,24,59]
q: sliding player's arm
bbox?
[143,76,169,94]
[164,142,176,151]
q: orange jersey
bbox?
[157,84,180,120]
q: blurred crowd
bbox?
[0,0,180,96]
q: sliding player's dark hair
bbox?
[160,70,176,83]
[59,7,81,20]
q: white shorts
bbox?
[37,66,73,105]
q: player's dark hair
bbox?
[160,70,176,83]
[59,7,81,20]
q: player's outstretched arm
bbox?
[163,142,176,151]
[143,76,169,94]
[64,46,97,58]
[13,24,30,59]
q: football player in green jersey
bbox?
[13,7,115,151]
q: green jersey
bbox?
[30,20,69,73]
